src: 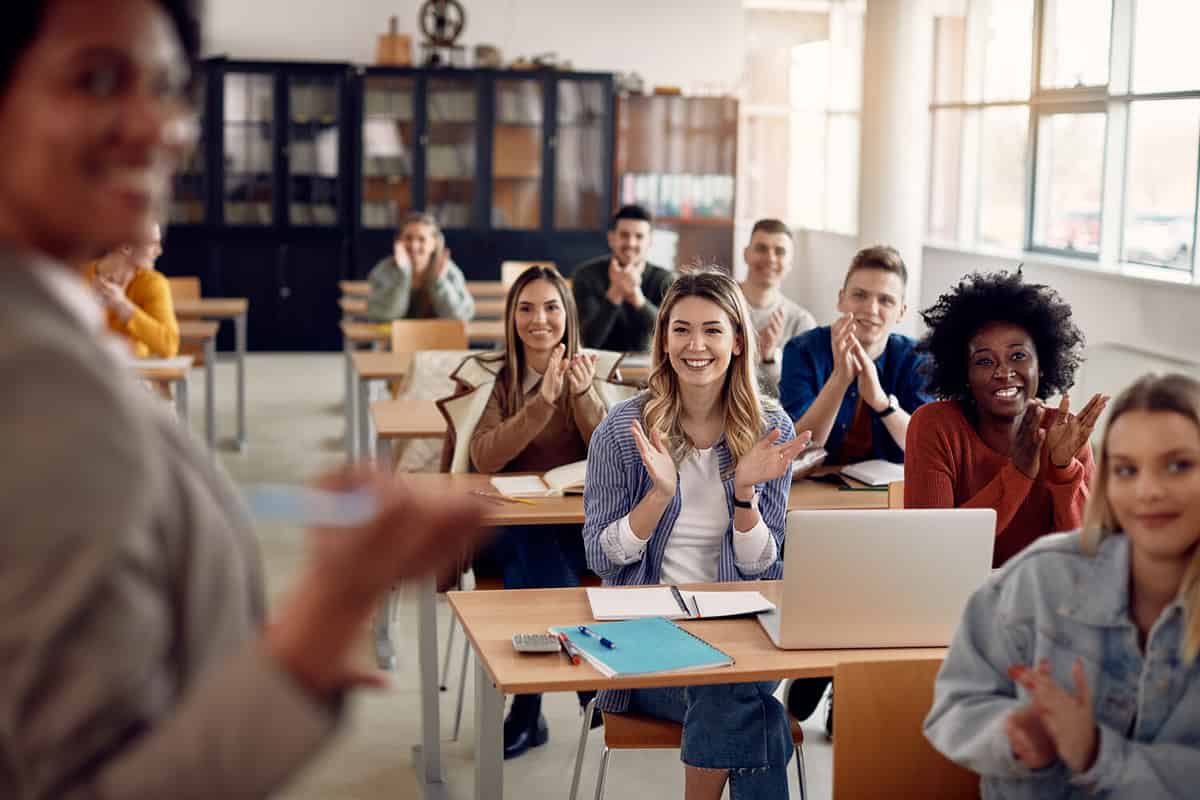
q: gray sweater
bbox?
[365,256,475,322]
[747,294,817,397]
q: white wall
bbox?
[203,0,744,92]
[780,229,1200,372]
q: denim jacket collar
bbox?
[1055,532,1188,629]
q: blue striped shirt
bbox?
[582,393,795,712]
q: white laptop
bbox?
[758,509,996,649]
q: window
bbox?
[738,1,863,235]
[928,0,1200,281]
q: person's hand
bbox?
[267,464,488,697]
[1011,399,1046,479]
[829,313,860,387]
[430,246,451,282]
[539,343,568,405]
[849,335,889,412]
[757,307,786,363]
[567,352,597,396]
[1005,704,1057,770]
[632,421,677,499]
[1014,659,1099,774]
[623,260,646,308]
[733,428,813,496]
[1045,393,1108,469]
[392,241,412,272]
[605,256,627,305]
[96,278,135,322]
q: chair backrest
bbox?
[500,260,556,289]
[167,276,201,301]
[390,319,469,352]
[888,480,904,509]
[832,658,979,800]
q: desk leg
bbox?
[204,337,216,452]
[413,576,446,791]
[343,338,356,461]
[234,312,247,451]
[475,657,504,800]
[358,376,372,462]
[372,589,397,671]
[174,376,189,423]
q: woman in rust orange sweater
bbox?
[905,270,1107,566]
[84,223,179,358]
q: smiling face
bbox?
[966,321,1040,420]
[606,218,652,267]
[513,278,566,358]
[1106,409,1200,568]
[0,0,192,263]
[743,230,793,292]
[663,295,742,392]
[837,268,906,349]
[397,221,439,269]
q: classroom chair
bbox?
[387,319,469,398]
[831,658,979,800]
[569,699,807,800]
[887,480,904,509]
[501,260,557,289]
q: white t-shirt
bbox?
[615,446,773,583]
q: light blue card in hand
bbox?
[244,484,378,527]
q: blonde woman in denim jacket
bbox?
[583,268,811,800]
[925,373,1200,798]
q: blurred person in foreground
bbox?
[0,2,489,798]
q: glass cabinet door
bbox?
[555,79,608,229]
[361,75,417,229]
[170,74,206,225]
[222,71,275,226]
[492,78,543,229]
[287,75,342,227]
[425,77,478,228]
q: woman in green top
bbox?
[365,211,475,322]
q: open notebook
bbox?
[586,586,775,621]
[549,617,732,677]
[490,460,587,497]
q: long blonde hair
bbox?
[642,266,767,476]
[1081,373,1200,662]
[496,265,580,413]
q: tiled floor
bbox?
[193,353,835,800]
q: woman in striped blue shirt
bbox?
[583,267,811,800]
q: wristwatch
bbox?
[875,394,899,418]
[732,488,758,509]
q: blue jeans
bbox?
[628,681,792,799]
[474,524,587,590]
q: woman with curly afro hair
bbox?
[904,270,1109,565]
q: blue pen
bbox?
[577,625,616,649]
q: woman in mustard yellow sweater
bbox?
[84,224,179,358]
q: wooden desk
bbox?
[370,398,447,464]
[340,279,370,297]
[339,295,368,319]
[134,355,194,424]
[349,351,413,460]
[395,470,889,798]
[450,583,945,800]
[466,280,506,299]
[472,297,505,319]
[341,321,502,458]
[173,297,250,451]
[177,321,218,450]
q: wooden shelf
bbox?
[654,216,735,228]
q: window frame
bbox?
[926,0,1200,283]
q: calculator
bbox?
[511,632,562,653]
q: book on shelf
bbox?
[489,460,587,497]
[585,586,775,621]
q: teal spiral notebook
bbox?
[549,616,733,677]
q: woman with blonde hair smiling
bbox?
[583,266,811,800]
[925,373,1200,798]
